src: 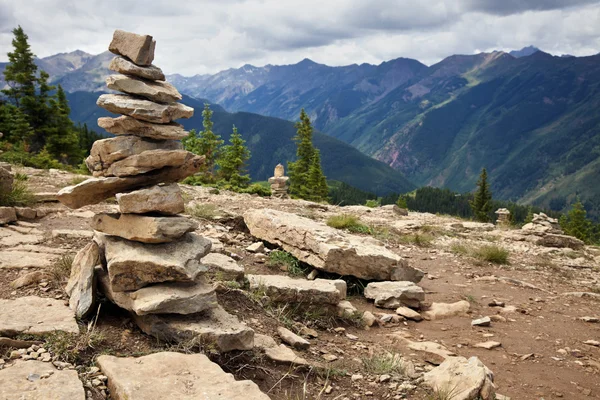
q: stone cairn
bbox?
[268,163,289,199]
[494,208,511,227]
[522,212,563,234]
[58,30,253,352]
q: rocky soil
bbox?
[0,166,599,399]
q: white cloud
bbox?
[0,0,598,75]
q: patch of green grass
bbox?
[186,203,219,219]
[473,245,510,264]
[364,199,380,208]
[268,250,305,277]
[450,243,470,255]
[0,179,34,207]
[49,254,73,285]
[464,294,478,304]
[398,233,434,247]
[361,352,405,375]
[69,176,87,185]
[326,214,371,234]
[14,172,28,181]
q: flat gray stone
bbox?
[97,352,269,400]
[65,242,99,319]
[105,149,191,177]
[247,274,346,304]
[109,29,155,66]
[133,306,254,352]
[96,232,211,291]
[98,267,217,316]
[57,152,204,209]
[98,116,187,140]
[277,326,310,350]
[264,344,309,366]
[97,94,193,124]
[107,74,182,103]
[0,207,17,225]
[92,213,197,243]
[0,360,85,400]
[109,56,165,81]
[364,281,425,309]
[423,356,496,400]
[0,296,78,336]
[396,306,423,321]
[86,135,182,176]
[244,209,422,282]
[201,253,245,281]
[116,184,184,215]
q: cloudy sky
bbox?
[1,0,599,75]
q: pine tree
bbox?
[306,149,328,202]
[28,71,55,152]
[0,103,33,145]
[561,199,592,243]
[45,85,80,163]
[524,206,534,224]
[217,125,251,188]
[397,195,408,209]
[288,109,315,198]
[2,26,37,109]
[470,168,492,222]
[183,104,223,182]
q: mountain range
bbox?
[1,46,599,216]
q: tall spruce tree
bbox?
[2,26,37,109]
[561,199,592,243]
[183,104,223,182]
[470,168,492,222]
[306,149,328,202]
[46,85,80,163]
[288,109,315,198]
[217,125,251,188]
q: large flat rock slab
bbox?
[109,56,165,81]
[57,153,204,209]
[0,296,79,336]
[0,360,85,400]
[244,209,423,282]
[109,29,155,66]
[97,352,269,400]
[364,281,425,309]
[97,94,193,124]
[92,213,197,243]
[116,184,184,215]
[0,248,61,269]
[423,356,496,400]
[86,135,182,176]
[247,274,346,304]
[133,305,254,352]
[98,116,187,140]
[107,74,182,103]
[96,232,211,291]
[105,149,190,177]
[98,267,217,315]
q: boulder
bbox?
[0,360,85,400]
[0,296,78,336]
[201,253,245,281]
[277,326,310,350]
[107,74,182,103]
[247,274,346,304]
[105,149,190,177]
[264,344,309,366]
[116,183,184,215]
[423,356,496,400]
[57,153,204,209]
[109,56,165,81]
[95,232,211,291]
[396,306,423,321]
[364,281,425,309]
[536,234,585,250]
[422,301,471,320]
[97,268,217,315]
[98,116,187,140]
[97,94,193,124]
[65,242,99,319]
[92,213,197,243]
[109,29,155,66]
[133,306,254,352]
[85,135,182,175]
[244,209,422,282]
[96,352,269,400]
[0,207,17,225]
[337,300,358,318]
[15,207,37,219]
[0,164,13,194]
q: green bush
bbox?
[268,250,304,276]
[365,199,380,208]
[326,214,371,234]
[473,245,509,264]
[0,179,34,207]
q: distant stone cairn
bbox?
[268,163,289,199]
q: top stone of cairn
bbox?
[109,29,156,66]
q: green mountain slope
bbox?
[66,92,415,195]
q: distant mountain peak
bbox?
[509,46,541,58]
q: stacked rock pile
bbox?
[268,163,290,199]
[58,30,253,352]
[522,212,563,234]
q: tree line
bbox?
[0,26,101,170]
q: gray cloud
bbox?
[0,0,598,75]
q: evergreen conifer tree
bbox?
[2,26,37,109]
[470,168,492,222]
[561,199,592,243]
[397,195,408,209]
[306,149,328,202]
[183,104,223,182]
[217,125,251,188]
[524,206,534,224]
[288,109,315,198]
